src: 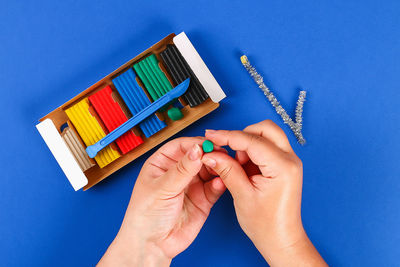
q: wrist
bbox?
[255,227,326,266]
[98,229,171,267]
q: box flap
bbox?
[173,32,226,103]
[36,119,88,191]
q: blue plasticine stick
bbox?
[86,78,190,158]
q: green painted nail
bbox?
[202,140,214,153]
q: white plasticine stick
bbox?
[173,32,226,103]
[36,119,88,191]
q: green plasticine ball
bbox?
[202,140,214,153]
[167,107,183,121]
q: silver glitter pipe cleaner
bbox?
[240,55,306,145]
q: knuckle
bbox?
[243,124,255,132]
[169,137,186,145]
[219,164,233,179]
[284,156,302,176]
[296,156,303,170]
[176,160,190,176]
[262,119,275,126]
[260,119,277,130]
[228,130,240,138]
[245,119,275,131]
[249,134,263,146]
[262,120,286,135]
[171,136,199,145]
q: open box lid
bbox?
[36,119,88,191]
[174,32,226,103]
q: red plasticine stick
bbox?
[89,86,143,154]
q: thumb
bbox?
[159,144,203,195]
[202,152,253,199]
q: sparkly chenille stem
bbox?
[240,55,306,145]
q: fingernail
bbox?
[189,144,201,161]
[205,129,217,135]
[202,158,217,168]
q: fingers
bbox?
[243,120,293,152]
[235,151,250,165]
[147,137,227,178]
[204,177,226,205]
[148,137,204,167]
[205,129,284,177]
[199,146,228,181]
[159,144,203,196]
[202,151,253,199]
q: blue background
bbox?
[1,0,399,266]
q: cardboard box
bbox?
[36,32,226,191]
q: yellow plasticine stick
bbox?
[65,98,120,168]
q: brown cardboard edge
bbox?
[39,33,176,122]
[37,32,222,190]
[83,99,219,190]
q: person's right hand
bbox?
[202,120,327,266]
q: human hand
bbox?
[98,137,226,267]
[202,120,326,266]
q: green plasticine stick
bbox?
[137,61,160,98]
[141,59,164,97]
[133,64,158,101]
[144,56,172,96]
[145,58,167,95]
[134,54,174,102]
[148,55,173,92]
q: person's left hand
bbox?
[98,137,226,267]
